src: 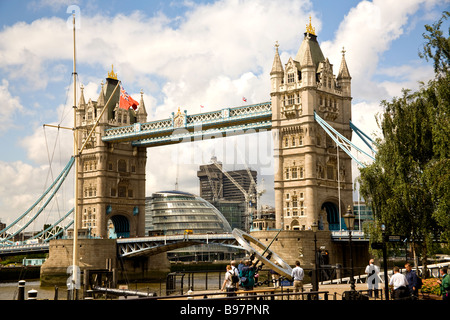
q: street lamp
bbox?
[381,224,389,300]
[311,222,319,292]
[343,205,355,291]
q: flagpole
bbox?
[71,12,80,300]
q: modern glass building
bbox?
[144,190,239,262]
[145,190,232,236]
[353,201,374,231]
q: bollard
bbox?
[54,286,58,300]
[27,289,38,300]
[187,288,193,299]
[17,280,26,301]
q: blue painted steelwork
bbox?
[28,208,74,242]
[314,111,375,168]
[102,102,272,147]
[349,120,377,154]
[0,156,75,243]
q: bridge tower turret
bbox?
[75,66,147,239]
[271,18,353,232]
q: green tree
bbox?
[359,11,450,268]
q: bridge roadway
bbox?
[0,231,365,257]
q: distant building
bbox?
[0,220,6,236]
[353,201,374,231]
[197,157,257,231]
[144,190,238,261]
[145,190,232,236]
[211,200,245,230]
[252,205,276,231]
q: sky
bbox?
[0,0,449,228]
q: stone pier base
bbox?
[40,238,170,287]
[250,230,369,270]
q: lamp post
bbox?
[343,205,355,292]
[311,222,319,292]
[381,224,389,300]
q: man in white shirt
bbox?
[365,259,380,298]
[389,266,409,300]
[291,260,304,299]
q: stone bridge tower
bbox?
[270,19,353,232]
[75,66,148,238]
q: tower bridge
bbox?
[1,18,373,282]
[69,20,357,239]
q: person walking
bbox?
[405,262,420,299]
[437,267,450,301]
[389,266,409,300]
[221,265,236,296]
[291,261,304,299]
[365,259,380,298]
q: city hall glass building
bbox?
[145,191,232,235]
[145,191,237,261]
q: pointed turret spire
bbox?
[337,47,351,79]
[300,38,315,67]
[137,89,148,123]
[78,84,86,109]
[270,41,284,75]
[295,16,325,69]
[97,80,105,106]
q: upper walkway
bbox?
[102,102,272,147]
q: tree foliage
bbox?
[359,11,450,262]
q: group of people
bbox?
[220,259,306,299]
[221,257,450,301]
[366,259,450,301]
[220,260,256,295]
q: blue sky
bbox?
[0,0,449,226]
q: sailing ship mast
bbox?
[68,13,120,299]
[71,12,80,299]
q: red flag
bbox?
[243,97,247,102]
[119,86,139,110]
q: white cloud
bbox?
[0,159,74,226]
[0,79,24,133]
[320,0,440,102]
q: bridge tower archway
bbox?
[321,201,341,231]
[108,214,131,239]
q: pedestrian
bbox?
[221,265,236,296]
[436,267,450,301]
[291,260,304,299]
[365,259,380,298]
[239,260,256,291]
[389,266,409,300]
[230,260,240,290]
[238,260,245,274]
[270,267,280,288]
[404,262,420,299]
